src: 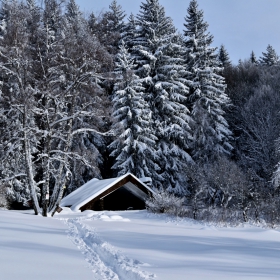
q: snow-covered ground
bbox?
[0,209,93,280]
[1,209,280,279]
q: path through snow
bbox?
[64,217,156,280]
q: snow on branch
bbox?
[1,174,27,182]
[71,128,115,137]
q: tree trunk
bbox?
[42,130,51,217]
[23,107,40,215]
[49,93,75,214]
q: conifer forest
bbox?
[1,0,280,224]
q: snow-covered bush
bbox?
[145,191,188,217]
[0,184,10,209]
[185,157,254,222]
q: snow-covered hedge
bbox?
[145,191,188,217]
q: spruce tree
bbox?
[259,44,279,66]
[88,12,97,34]
[65,0,81,22]
[43,0,62,37]
[65,0,87,38]
[97,0,126,55]
[110,41,160,179]
[250,51,258,65]
[218,44,231,67]
[122,13,136,50]
[108,0,126,34]
[132,0,193,192]
[184,0,232,163]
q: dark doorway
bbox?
[93,186,146,211]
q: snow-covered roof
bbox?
[60,173,155,212]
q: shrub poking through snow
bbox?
[0,184,9,209]
[145,191,188,217]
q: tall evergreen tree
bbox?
[96,0,126,55]
[122,13,136,50]
[218,44,231,67]
[110,41,160,179]
[184,0,232,163]
[108,0,126,34]
[250,50,258,65]
[259,44,279,66]
[131,0,193,192]
[65,0,81,23]
[43,0,62,39]
[65,0,87,38]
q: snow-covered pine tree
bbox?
[250,51,258,65]
[26,0,44,81]
[131,0,193,193]
[122,13,137,50]
[259,44,279,66]
[218,45,231,67]
[108,0,126,34]
[96,0,126,55]
[133,0,175,80]
[110,41,160,179]
[43,0,62,41]
[88,12,97,34]
[154,34,194,195]
[65,0,87,37]
[26,0,41,32]
[184,0,232,163]
[40,0,64,74]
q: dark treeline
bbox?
[0,0,280,223]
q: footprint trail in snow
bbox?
[64,217,156,280]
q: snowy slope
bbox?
[2,209,280,280]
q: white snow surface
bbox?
[2,208,280,279]
[0,209,93,280]
[60,173,154,211]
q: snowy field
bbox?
[1,209,280,279]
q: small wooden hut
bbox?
[60,173,154,211]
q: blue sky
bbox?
[76,0,280,64]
